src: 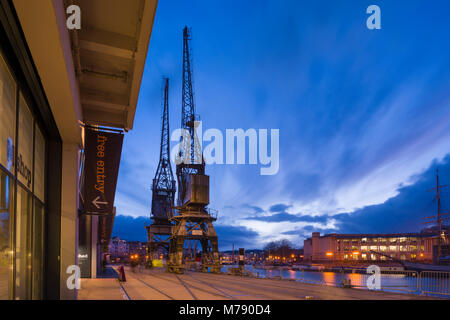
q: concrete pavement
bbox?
[78,266,439,300]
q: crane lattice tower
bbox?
[168,26,220,273]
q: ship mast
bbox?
[424,168,449,263]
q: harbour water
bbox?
[220,265,450,298]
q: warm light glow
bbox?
[420,253,424,257]
[291,254,295,258]
[353,251,360,255]
[326,252,333,257]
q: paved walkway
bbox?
[78,266,439,300]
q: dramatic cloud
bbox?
[331,156,450,235]
[214,225,260,249]
[111,215,150,242]
[113,1,450,250]
[269,204,292,213]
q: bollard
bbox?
[342,279,351,288]
[118,265,127,282]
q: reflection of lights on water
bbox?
[323,272,336,285]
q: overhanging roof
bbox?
[13,0,157,142]
[71,0,157,130]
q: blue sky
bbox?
[112,0,450,250]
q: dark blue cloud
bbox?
[214,225,259,250]
[331,155,450,235]
[269,204,292,213]
[282,225,336,237]
[242,204,264,214]
[246,212,329,223]
[111,215,150,242]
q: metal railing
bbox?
[420,271,450,297]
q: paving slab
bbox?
[77,278,126,300]
[77,266,442,300]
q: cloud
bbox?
[330,155,450,235]
[245,211,329,224]
[214,225,259,250]
[269,204,292,213]
[112,1,450,250]
[111,215,150,242]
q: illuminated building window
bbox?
[389,246,397,252]
[344,254,348,260]
[370,254,376,260]
[362,238,367,243]
[370,246,378,251]
[361,254,367,260]
[380,246,387,251]
[361,246,367,251]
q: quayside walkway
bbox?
[77,266,439,300]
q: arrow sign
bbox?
[92,196,108,209]
[83,128,123,214]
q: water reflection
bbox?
[220,265,448,298]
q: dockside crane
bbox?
[168,26,220,273]
[146,78,176,264]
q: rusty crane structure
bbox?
[146,78,176,263]
[167,26,220,273]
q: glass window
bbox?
[0,170,14,300]
[15,186,32,300]
[0,50,48,300]
[0,55,16,174]
[32,200,44,299]
[17,95,33,191]
[34,126,45,203]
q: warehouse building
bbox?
[303,232,437,263]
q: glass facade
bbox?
[0,53,46,300]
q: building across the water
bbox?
[127,241,148,258]
[303,232,439,263]
[108,236,129,261]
